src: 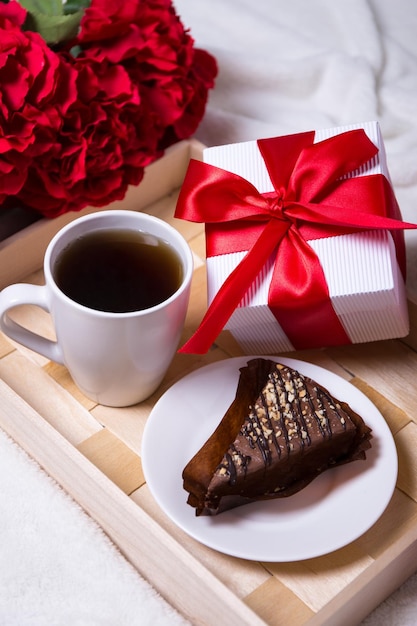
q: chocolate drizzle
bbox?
[217,444,250,486]
[217,362,350,484]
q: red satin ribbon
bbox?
[175,129,417,354]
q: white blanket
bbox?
[2,1,417,624]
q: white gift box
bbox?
[204,121,409,353]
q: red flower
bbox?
[19,57,160,216]
[0,0,217,217]
[76,0,217,147]
[0,2,78,207]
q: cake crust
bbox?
[183,358,372,516]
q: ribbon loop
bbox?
[175,129,417,354]
[264,190,288,220]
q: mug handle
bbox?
[0,283,64,364]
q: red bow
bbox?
[175,129,416,353]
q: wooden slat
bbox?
[0,351,101,445]
[304,525,417,626]
[350,378,411,435]
[246,578,314,626]
[77,429,145,495]
[132,485,271,600]
[356,489,417,559]
[396,422,417,501]
[267,546,374,614]
[326,341,417,418]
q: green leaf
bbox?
[23,9,85,44]
[19,0,91,44]
[18,0,64,17]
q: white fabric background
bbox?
[2,1,417,625]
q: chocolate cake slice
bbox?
[183,358,372,516]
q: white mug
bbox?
[0,210,193,407]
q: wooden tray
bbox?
[1,138,417,625]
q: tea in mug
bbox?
[54,228,183,312]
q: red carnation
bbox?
[76,0,217,147]
[0,2,78,207]
[0,0,217,217]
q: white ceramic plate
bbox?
[141,356,398,562]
